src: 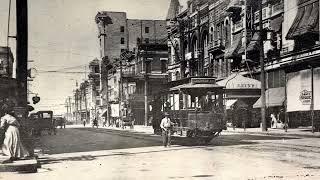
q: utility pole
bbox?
[16,0,28,107]
[65,99,69,121]
[144,58,149,126]
[74,91,78,124]
[119,60,123,123]
[68,96,72,121]
[84,82,88,124]
[259,0,267,131]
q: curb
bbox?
[0,157,38,173]
[224,130,320,138]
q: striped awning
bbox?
[225,32,242,59]
[253,87,285,108]
[286,0,319,39]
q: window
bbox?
[145,38,149,44]
[121,37,125,44]
[120,26,125,32]
[94,66,99,73]
[146,61,151,73]
[161,59,167,73]
[145,27,149,33]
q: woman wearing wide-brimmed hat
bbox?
[0,103,29,163]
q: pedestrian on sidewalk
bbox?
[0,104,29,163]
[160,112,174,147]
[83,119,86,127]
[102,118,107,127]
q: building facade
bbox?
[165,0,319,129]
[95,11,168,125]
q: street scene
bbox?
[1,126,320,179]
[0,0,320,179]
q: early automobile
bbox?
[54,116,66,129]
[29,111,56,136]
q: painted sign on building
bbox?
[287,68,320,112]
[299,90,312,105]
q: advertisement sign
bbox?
[299,90,312,105]
[191,78,216,84]
[287,68,320,112]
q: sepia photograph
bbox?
[0,0,320,179]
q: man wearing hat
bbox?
[160,112,174,147]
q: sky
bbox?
[0,0,188,114]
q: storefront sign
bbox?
[191,78,216,84]
[299,90,312,105]
[236,83,257,89]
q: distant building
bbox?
[95,11,168,124]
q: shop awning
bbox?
[247,32,260,52]
[253,87,285,108]
[217,73,261,89]
[224,32,242,59]
[270,15,283,32]
[100,109,108,117]
[286,0,319,39]
[226,99,237,109]
[226,0,242,12]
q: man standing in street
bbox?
[160,112,174,147]
[83,119,86,127]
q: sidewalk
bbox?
[103,125,320,138]
[225,127,320,138]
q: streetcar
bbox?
[152,77,227,145]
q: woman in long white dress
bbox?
[0,106,29,162]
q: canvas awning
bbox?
[286,0,319,39]
[224,32,242,59]
[253,87,285,108]
[270,15,283,32]
[247,32,260,52]
[226,99,237,109]
[217,74,261,89]
[100,109,108,117]
[226,0,242,12]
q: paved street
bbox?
[1,126,320,180]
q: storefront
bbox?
[217,73,261,127]
[285,66,320,129]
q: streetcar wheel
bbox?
[186,130,193,137]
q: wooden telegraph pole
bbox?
[16,0,28,107]
[259,0,267,131]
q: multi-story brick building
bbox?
[95,11,168,125]
[166,0,319,129]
